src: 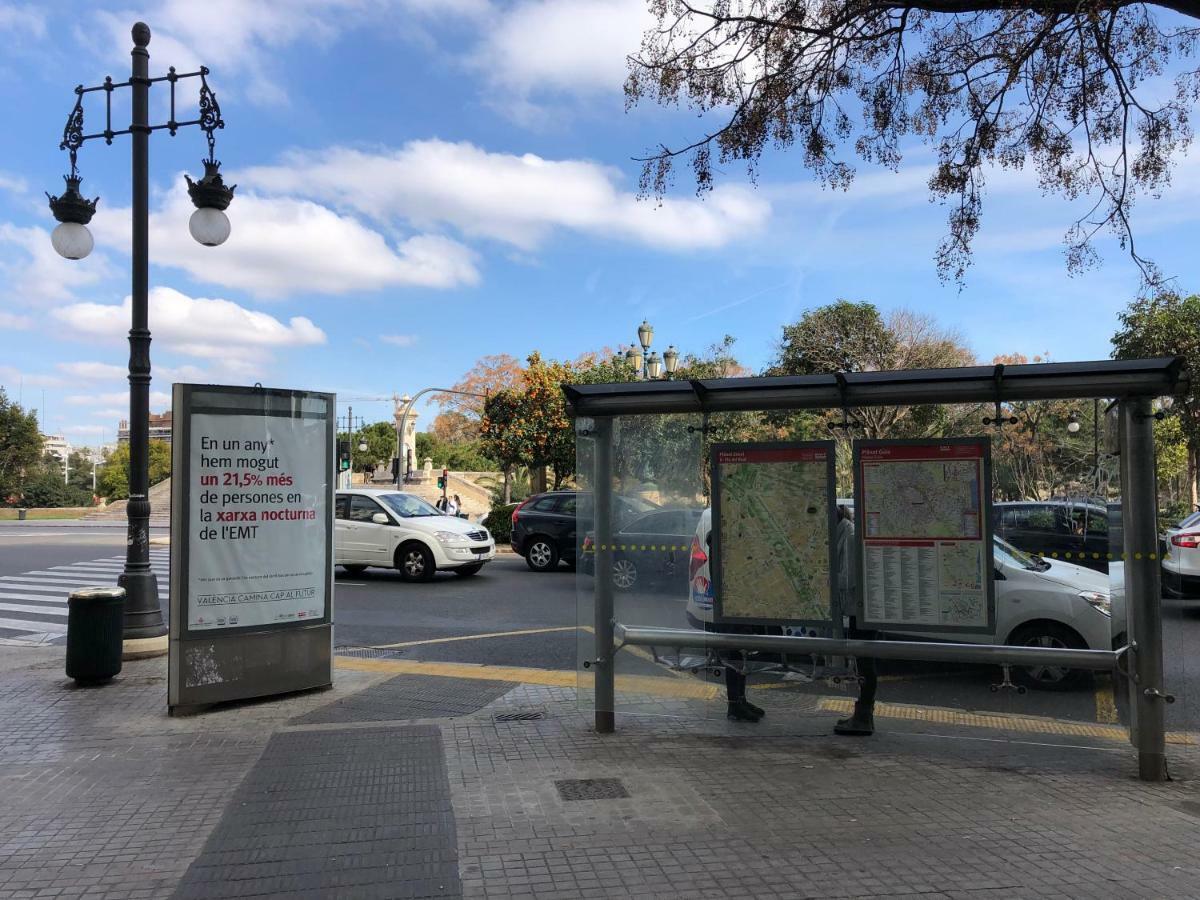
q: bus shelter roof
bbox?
[563,357,1185,417]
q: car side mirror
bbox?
[371,512,389,525]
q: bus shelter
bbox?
[565,357,1187,782]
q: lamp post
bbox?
[47,22,234,658]
[621,320,680,380]
[340,407,366,488]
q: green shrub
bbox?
[485,503,517,544]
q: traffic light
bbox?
[337,440,350,472]
[437,468,448,489]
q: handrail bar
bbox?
[614,623,1122,672]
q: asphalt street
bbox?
[2,524,1197,737]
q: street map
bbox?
[715,444,834,623]
[857,441,992,632]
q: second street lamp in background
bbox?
[621,320,680,380]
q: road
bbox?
[2,523,1198,739]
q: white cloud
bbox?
[0,171,27,196]
[470,0,648,101]
[92,408,126,419]
[52,287,327,374]
[0,4,45,36]
[62,424,107,437]
[58,361,128,381]
[247,141,769,253]
[0,223,114,304]
[91,187,480,299]
[380,334,418,347]
[65,390,172,409]
[0,311,32,329]
[0,366,65,389]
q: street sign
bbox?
[168,384,335,712]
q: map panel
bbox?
[857,440,993,633]
[713,444,835,624]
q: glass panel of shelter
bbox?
[573,398,1196,754]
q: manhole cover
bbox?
[494,711,545,722]
[555,778,629,801]
[335,646,406,660]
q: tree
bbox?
[0,390,41,505]
[435,354,525,420]
[1112,291,1200,505]
[340,421,396,473]
[767,300,975,438]
[626,1,1198,282]
[96,440,171,501]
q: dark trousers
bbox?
[704,621,757,703]
[847,622,878,708]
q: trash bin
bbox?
[17,508,26,521]
[66,587,126,685]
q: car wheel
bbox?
[1008,622,1089,691]
[525,538,559,572]
[396,542,435,582]
[341,565,367,576]
[455,564,483,577]
[612,557,638,591]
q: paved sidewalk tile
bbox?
[291,674,517,726]
[172,726,460,899]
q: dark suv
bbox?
[511,490,658,572]
[992,501,1109,572]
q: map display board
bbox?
[169,384,334,712]
[854,439,995,634]
[711,442,837,626]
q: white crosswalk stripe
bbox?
[0,553,171,644]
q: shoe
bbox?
[726,699,763,722]
[833,707,874,736]
[742,698,765,718]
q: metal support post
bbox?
[593,416,615,733]
[118,24,166,651]
[1122,397,1168,781]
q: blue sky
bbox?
[1,0,1198,448]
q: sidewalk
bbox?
[2,646,1198,899]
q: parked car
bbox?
[335,489,495,581]
[511,490,659,572]
[992,501,1110,572]
[1161,510,1200,597]
[580,508,705,592]
[687,508,1113,690]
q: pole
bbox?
[593,416,615,733]
[118,22,166,654]
[1122,397,1168,781]
[1093,397,1100,495]
[347,406,353,488]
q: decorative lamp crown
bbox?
[185,158,236,210]
[47,174,98,224]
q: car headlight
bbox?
[434,531,464,544]
[1080,591,1111,616]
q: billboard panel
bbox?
[854,438,995,634]
[169,384,335,712]
[711,441,838,627]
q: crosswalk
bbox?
[0,550,170,644]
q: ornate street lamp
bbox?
[625,343,644,373]
[637,319,654,352]
[1066,413,1081,434]
[663,345,679,376]
[646,352,663,379]
[47,22,234,658]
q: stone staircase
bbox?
[85,477,172,525]
[399,472,496,521]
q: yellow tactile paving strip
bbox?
[818,697,1196,745]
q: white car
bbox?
[1161,511,1200,597]
[686,508,1113,690]
[335,489,495,581]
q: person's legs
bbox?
[835,626,877,736]
[724,651,762,722]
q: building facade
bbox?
[118,411,172,445]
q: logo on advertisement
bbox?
[298,610,307,618]
[217,617,226,625]
[229,615,238,625]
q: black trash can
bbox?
[17,508,26,521]
[66,587,126,685]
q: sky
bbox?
[1,0,1198,448]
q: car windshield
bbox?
[376,493,443,518]
[994,536,1049,571]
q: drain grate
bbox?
[555,778,629,801]
[494,710,545,722]
[335,646,407,660]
